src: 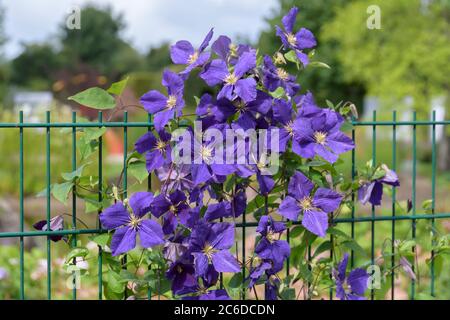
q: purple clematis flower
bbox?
[135,129,171,173]
[166,258,198,295]
[358,165,400,206]
[189,221,240,277]
[262,55,300,96]
[204,201,233,221]
[333,253,369,300]
[212,35,252,65]
[140,69,185,131]
[156,164,194,192]
[222,91,272,130]
[255,216,290,272]
[150,190,197,235]
[265,278,280,300]
[183,289,231,300]
[196,93,233,125]
[200,50,257,103]
[278,171,342,237]
[275,7,316,66]
[33,215,66,242]
[170,28,214,77]
[294,109,354,163]
[99,192,164,256]
[188,125,236,186]
[232,183,247,217]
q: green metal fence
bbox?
[0,110,449,300]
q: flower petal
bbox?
[288,171,314,200]
[134,131,157,154]
[313,188,342,213]
[99,203,129,230]
[170,40,194,65]
[129,191,154,217]
[110,226,136,256]
[235,78,257,103]
[140,90,167,114]
[139,219,164,248]
[278,196,301,221]
[302,210,328,238]
[212,250,240,273]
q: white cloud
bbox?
[2,0,278,58]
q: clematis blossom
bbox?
[170,28,214,77]
[99,192,164,256]
[333,253,369,300]
[140,69,185,131]
[275,7,316,66]
[278,171,342,237]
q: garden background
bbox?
[0,0,449,299]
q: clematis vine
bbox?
[358,164,400,206]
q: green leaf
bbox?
[52,181,74,204]
[227,272,244,289]
[66,247,89,263]
[308,61,331,69]
[128,160,148,183]
[107,77,129,96]
[68,87,116,110]
[84,127,107,141]
[284,50,298,63]
[61,164,88,182]
[269,87,285,99]
[341,239,367,257]
[90,233,110,247]
[422,199,433,213]
[290,226,305,238]
[106,270,126,294]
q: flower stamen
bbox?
[276,68,289,81]
[188,51,199,65]
[314,131,327,145]
[224,73,238,85]
[286,33,297,46]
[166,95,177,109]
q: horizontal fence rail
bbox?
[0,110,448,300]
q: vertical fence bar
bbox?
[98,111,103,300]
[430,110,436,296]
[411,111,417,299]
[241,199,246,300]
[19,111,25,300]
[391,111,397,300]
[147,113,152,300]
[46,111,52,300]
[122,111,128,298]
[351,122,356,268]
[71,111,77,300]
[371,110,376,300]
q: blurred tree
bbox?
[322,0,450,169]
[258,0,366,109]
[145,43,172,72]
[322,0,450,115]
[59,5,128,76]
[10,43,61,90]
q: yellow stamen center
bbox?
[266,230,277,243]
[235,100,247,112]
[200,145,213,162]
[300,196,313,211]
[229,43,238,57]
[202,244,217,262]
[188,51,199,64]
[169,204,177,215]
[276,68,289,81]
[314,131,327,145]
[284,121,294,136]
[286,33,297,46]
[129,214,142,229]
[176,265,183,273]
[224,73,238,85]
[154,139,167,153]
[273,52,286,65]
[166,95,177,109]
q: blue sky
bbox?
[2,0,278,58]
